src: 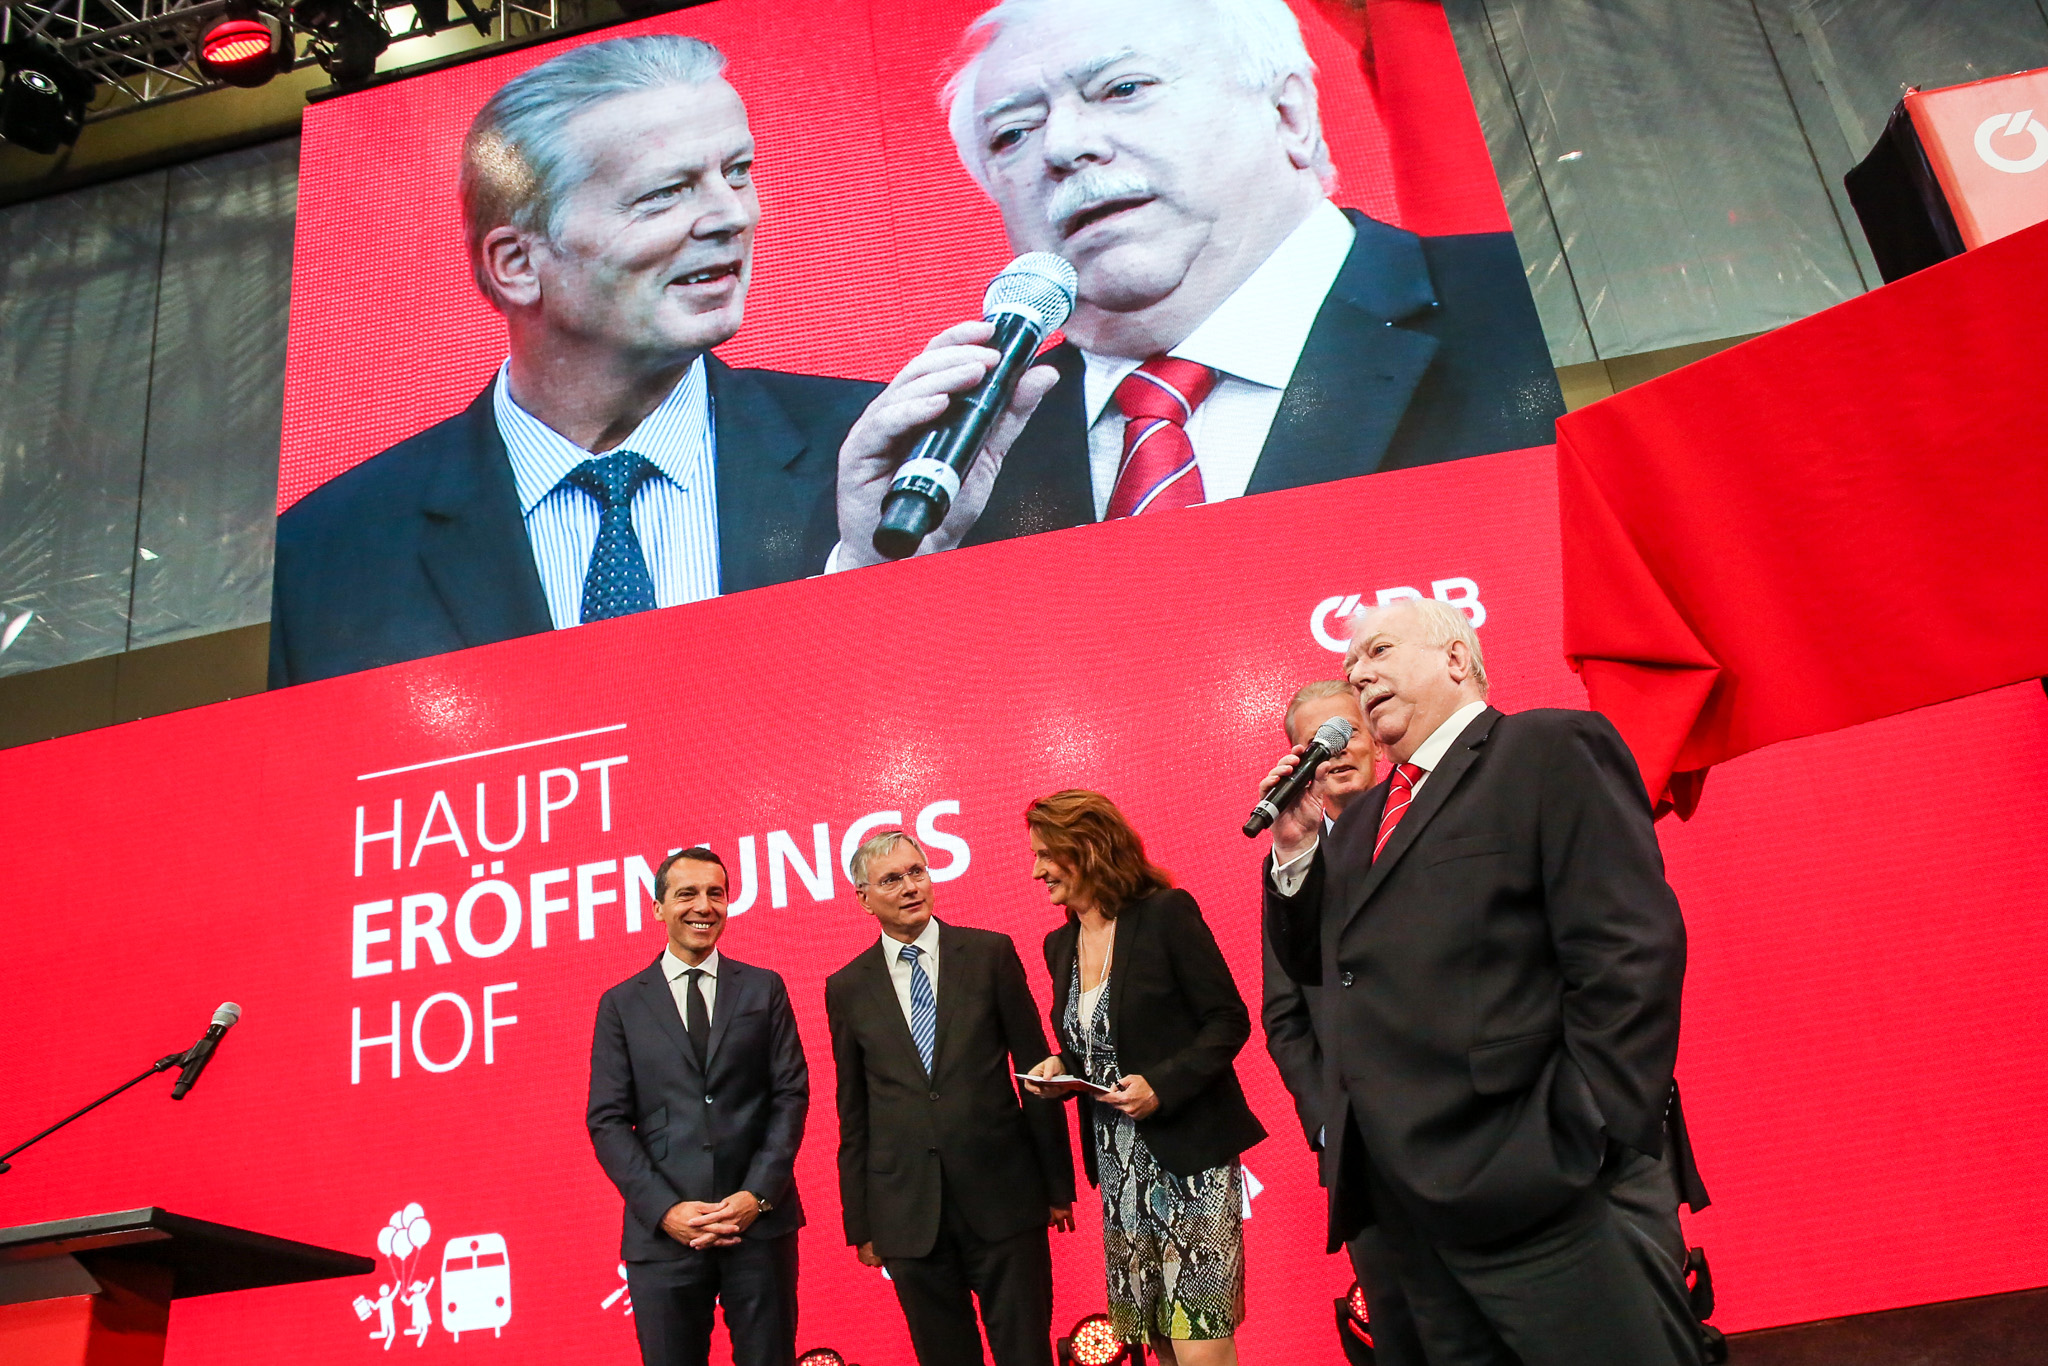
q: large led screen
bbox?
[270,0,1560,687]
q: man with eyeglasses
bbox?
[824,829,1076,1366]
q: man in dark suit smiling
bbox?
[588,846,809,1366]
[270,34,876,687]
[825,829,1074,1366]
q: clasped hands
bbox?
[661,1191,762,1250]
[1022,1054,1159,1120]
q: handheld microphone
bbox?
[170,1003,241,1100]
[872,252,1079,560]
[1244,717,1355,838]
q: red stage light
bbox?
[1060,1313,1132,1366]
[198,16,283,87]
[796,1350,847,1366]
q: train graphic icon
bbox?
[440,1233,512,1340]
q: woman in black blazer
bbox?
[1021,790,1264,1366]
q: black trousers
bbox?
[626,1232,799,1366]
[1349,1223,1428,1366]
[883,1187,1055,1366]
[1367,1145,1701,1366]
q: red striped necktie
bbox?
[1106,356,1218,519]
[1373,762,1426,863]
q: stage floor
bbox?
[1728,1285,2048,1363]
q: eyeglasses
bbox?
[866,865,931,893]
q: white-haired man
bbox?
[825,830,1074,1366]
[831,0,1560,566]
[273,35,878,686]
[1257,598,1705,1366]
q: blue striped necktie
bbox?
[564,451,659,623]
[900,943,936,1075]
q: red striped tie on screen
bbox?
[1106,357,1218,519]
[1373,763,1426,862]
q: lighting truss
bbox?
[0,0,565,123]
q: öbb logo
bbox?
[1975,110,2048,174]
[1309,578,1486,653]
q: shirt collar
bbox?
[1080,199,1355,424]
[494,357,713,515]
[881,915,943,963]
[1407,699,1490,775]
[663,945,721,981]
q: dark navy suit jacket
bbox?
[587,951,809,1261]
[964,213,1562,545]
[269,359,878,687]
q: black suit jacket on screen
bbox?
[587,952,809,1261]
[269,359,879,687]
[1044,888,1266,1187]
[962,211,1563,546]
[1264,707,1687,1249]
[825,921,1075,1259]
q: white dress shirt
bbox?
[1272,698,1491,895]
[493,359,722,629]
[880,915,944,1030]
[662,945,721,1026]
[1081,198,1356,518]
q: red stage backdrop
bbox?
[5,448,2048,1363]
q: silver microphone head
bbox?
[213,1002,242,1028]
[983,252,1079,333]
[1312,716,1355,753]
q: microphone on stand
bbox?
[1244,717,1355,838]
[872,252,1079,560]
[171,1003,241,1100]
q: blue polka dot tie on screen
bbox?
[565,451,660,623]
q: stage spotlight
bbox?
[198,6,290,89]
[796,1351,846,1366]
[1335,1280,1377,1364]
[0,40,96,155]
[1058,1312,1136,1366]
[291,0,387,85]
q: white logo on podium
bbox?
[1975,110,2048,174]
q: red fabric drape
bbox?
[1559,218,2048,816]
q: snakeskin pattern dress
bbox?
[1064,956,1246,1343]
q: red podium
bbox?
[0,1208,372,1366]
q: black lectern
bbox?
[0,1208,372,1365]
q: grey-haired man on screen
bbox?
[831,0,1560,568]
[273,35,877,686]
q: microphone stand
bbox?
[0,1049,188,1174]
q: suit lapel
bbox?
[1105,896,1142,1052]
[637,955,700,1075]
[417,384,554,645]
[931,922,967,1078]
[703,957,744,1072]
[708,358,814,594]
[865,940,928,1077]
[1341,707,1501,932]
[964,343,1095,545]
[1247,211,1442,495]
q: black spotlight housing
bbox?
[795,1351,847,1366]
[290,0,387,84]
[197,2,291,89]
[0,39,97,155]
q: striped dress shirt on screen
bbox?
[492,359,721,629]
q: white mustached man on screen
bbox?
[270,35,879,687]
[830,0,1561,569]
